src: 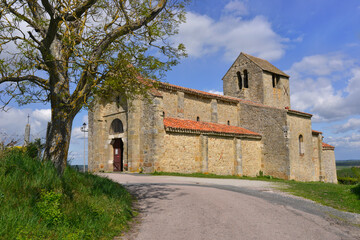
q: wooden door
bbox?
[113,139,123,171]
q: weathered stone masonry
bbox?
[88,52,337,183]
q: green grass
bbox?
[152,171,360,214]
[0,150,134,240]
[283,181,360,214]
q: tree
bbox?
[0,0,187,174]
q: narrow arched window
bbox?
[243,70,249,88]
[227,120,230,125]
[299,135,304,155]
[272,74,276,88]
[110,119,124,134]
[197,116,200,121]
[272,74,280,88]
[237,71,242,90]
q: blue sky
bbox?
[1,0,360,163]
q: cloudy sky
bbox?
[1,0,360,163]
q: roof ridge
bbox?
[242,52,290,77]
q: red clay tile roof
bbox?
[322,142,335,150]
[243,53,290,78]
[312,130,323,135]
[136,76,163,97]
[164,117,261,138]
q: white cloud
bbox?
[223,1,248,17]
[72,126,88,140]
[175,8,287,61]
[335,118,360,134]
[82,114,88,125]
[287,53,360,122]
[289,54,350,76]
[0,108,51,144]
[207,89,223,95]
[327,133,360,149]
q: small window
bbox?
[243,70,249,88]
[227,120,230,125]
[110,119,124,134]
[272,74,280,88]
[162,111,165,117]
[299,135,304,155]
[196,116,200,121]
[237,71,242,90]
[272,74,276,88]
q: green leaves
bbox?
[37,190,64,226]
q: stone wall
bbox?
[242,139,262,177]
[159,133,202,173]
[311,134,322,181]
[139,96,165,173]
[223,54,264,103]
[238,103,289,179]
[159,87,240,126]
[126,99,142,172]
[158,131,262,176]
[262,72,290,109]
[160,89,178,118]
[208,136,235,175]
[184,94,212,122]
[287,113,316,181]
[217,100,239,125]
[321,149,338,183]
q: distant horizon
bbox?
[336,159,360,162]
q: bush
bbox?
[37,190,64,226]
[25,142,39,159]
[337,177,359,185]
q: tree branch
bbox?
[0,75,50,90]
[119,0,129,24]
[70,0,167,104]
[63,0,98,21]
[26,0,46,36]
[41,0,54,17]
[1,0,43,33]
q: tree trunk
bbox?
[43,109,74,175]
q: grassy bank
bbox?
[0,150,134,240]
[283,181,360,214]
[152,172,360,214]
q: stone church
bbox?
[88,52,337,183]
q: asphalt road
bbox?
[100,173,360,240]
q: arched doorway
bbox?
[110,119,124,172]
[113,138,123,171]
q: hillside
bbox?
[336,160,360,167]
[0,150,134,239]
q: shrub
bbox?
[37,190,64,226]
[337,177,359,185]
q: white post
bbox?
[81,123,88,173]
[83,129,86,173]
